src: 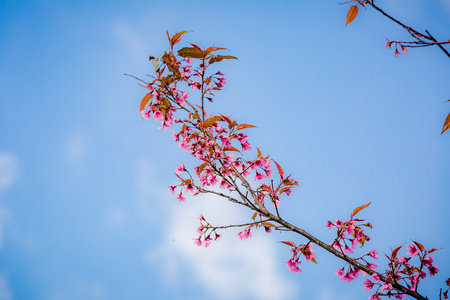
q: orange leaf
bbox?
[140,93,152,111]
[352,202,371,217]
[223,146,241,152]
[203,116,222,128]
[441,112,450,134]
[345,5,358,26]
[178,47,203,59]
[220,115,231,123]
[311,257,317,264]
[263,222,276,227]
[281,241,295,247]
[413,241,425,252]
[273,160,284,179]
[251,212,258,220]
[236,124,256,130]
[170,30,189,47]
[256,147,262,158]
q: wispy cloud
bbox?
[0,273,12,300]
[0,152,19,249]
[146,193,298,300]
[0,153,18,192]
[65,133,87,164]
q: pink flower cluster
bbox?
[360,242,441,299]
[327,216,372,254]
[285,242,316,273]
[193,215,221,247]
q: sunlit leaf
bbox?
[209,55,238,64]
[204,116,222,128]
[152,54,164,72]
[263,222,276,227]
[178,47,203,59]
[441,112,450,134]
[251,212,258,220]
[345,5,358,27]
[204,47,227,56]
[223,146,241,152]
[311,257,317,264]
[236,124,256,130]
[256,147,262,158]
[140,93,152,111]
[352,202,371,217]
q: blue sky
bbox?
[0,0,449,299]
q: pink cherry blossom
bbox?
[237,229,251,240]
[169,185,176,195]
[141,110,151,120]
[372,273,380,283]
[175,162,186,173]
[368,249,378,259]
[407,244,419,257]
[176,192,185,202]
[193,238,202,246]
[286,259,302,273]
[380,282,393,292]
[363,279,374,291]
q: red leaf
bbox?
[273,160,284,179]
[221,115,232,125]
[427,248,442,254]
[352,202,371,217]
[236,124,256,130]
[281,241,295,247]
[441,112,450,134]
[392,245,403,259]
[140,93,152,111]
[345,5,359,26]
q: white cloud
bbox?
[145,193,298,300]
[106,206,127,227]
[441,0,450,11]
[0,153,18,192]
[65,134,86,164]
[0,274,12,300]
[0,152,18,249]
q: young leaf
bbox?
[281,241,295,247]
[251,212,258,220]
[203,116,222,128]
[209,55,238,64]
[140,93,152,111]
[178,47,203,59]
[170,30,189,47]
[273,160,284,179]
[413,241,425,252]
[256,147,262,158]
[311,257,317,264]
[223,146,241,152]
[152,54,164,72]
[441,112,450,134]
[263,222,276,227]
[236,124,256,130]
[392,245,403,259]
[345,5,359,27]
[352,202,371,217]
[427,248,442,254]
